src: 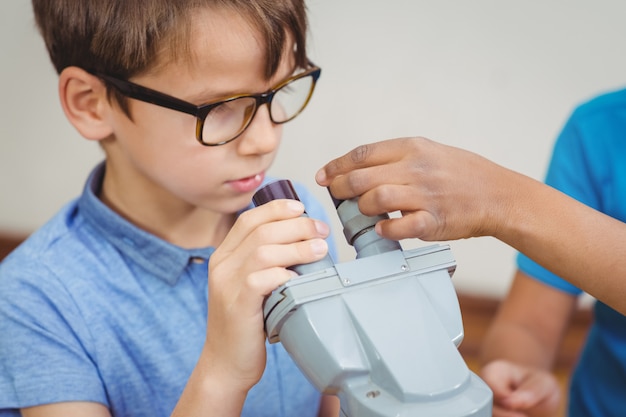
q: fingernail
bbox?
[287,200,305,213]
[315,220,330,236]
[315,169,327,184]
[311,239,328,255]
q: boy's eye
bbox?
[207,101,239,124]
[201,97,259,144]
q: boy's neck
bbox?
[99,166,235,249]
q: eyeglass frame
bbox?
[89,62,321,146]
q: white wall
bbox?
[2,1,625,298]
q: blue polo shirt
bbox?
[517,88,626,417]
[0,163,337,417]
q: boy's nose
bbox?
[236,104,280,155]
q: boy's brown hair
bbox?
[32,0,308,97]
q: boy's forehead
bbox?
[145,7,296,98]
[152,5,294,81]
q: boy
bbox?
[0,1,339,416]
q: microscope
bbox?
[253,180,493,417]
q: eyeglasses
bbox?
[93,63,321,146]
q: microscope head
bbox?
[254,180,492,417]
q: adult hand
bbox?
[316,137,518,242]
[317,137,626,315]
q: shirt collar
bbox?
[77,162,215,286]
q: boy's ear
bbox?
[58,66,115,141]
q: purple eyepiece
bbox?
[253,179,300,206]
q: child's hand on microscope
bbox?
[205,199,330,392]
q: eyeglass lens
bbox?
[201,73,314,145]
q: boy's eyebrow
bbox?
[186,88,236,105]
[185,65,300,105]
[182,79,269,104]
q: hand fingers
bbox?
[480,362,529,417]
[315,141,384,184]
[210,199,331,297]
[218,199,306,254]
[246,237,329,276]
[503,371,561,417]
[348,184,450,241]
[243,239,328,291]
[322,163,411,204]
[316,137,424,186]
[353,183,429,216]
[318,137,443,206]
[480,360,520,399]
[212,234,329,297]
[374,212,437,241]
[481,360,561,417]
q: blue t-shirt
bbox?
[517,88,626,417]
[0,163,338,417]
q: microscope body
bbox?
[254,180,492,417]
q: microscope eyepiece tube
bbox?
[328,189,401,258]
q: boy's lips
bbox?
[227,172,265,193]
